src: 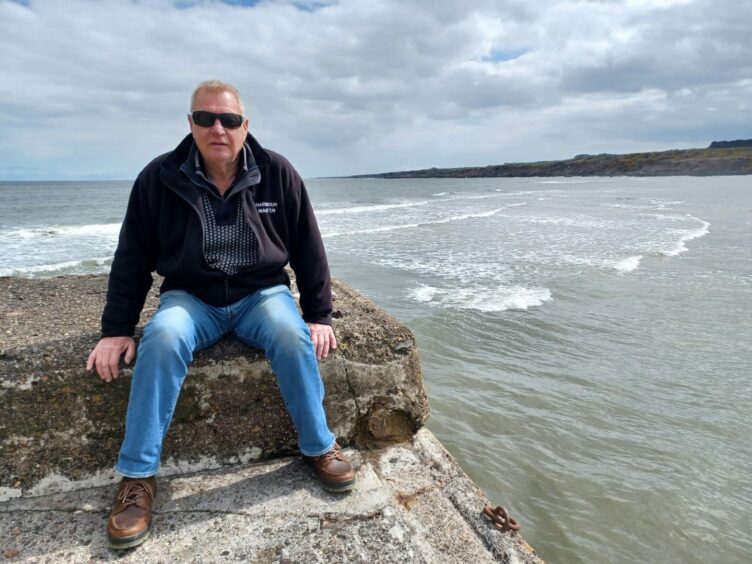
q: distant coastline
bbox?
[348,139,752,179]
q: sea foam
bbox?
[663,216,710,256]
[323,203,527,238]
[0,257,113,278]
[410,284,440,303]
[610,255,643,272]
[409,284,552,312]
[0,223,121,240]
[316,200,430,216]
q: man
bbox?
[86,80,354,549]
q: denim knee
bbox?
[139,321,196,364]
[267,321,312,357]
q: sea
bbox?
[1,176,750,563]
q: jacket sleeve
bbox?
[101,173,158,337]
[284,165,333,325]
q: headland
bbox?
[350,139,752,178]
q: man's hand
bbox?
[307,323,337,360]
[86,336,136,382]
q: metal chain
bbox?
[482,505,521,532]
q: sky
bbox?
[0,0,750,180]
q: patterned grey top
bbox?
[199,192,258,275]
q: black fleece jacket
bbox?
[101,133,332,337]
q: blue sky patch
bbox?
[482,47,529,63]
[174,0,263,8]
[219,0,264,5]
[291,1,335,12]
[173,0,332,8]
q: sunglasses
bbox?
[191,111,244,129]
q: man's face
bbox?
[189,89,249,169]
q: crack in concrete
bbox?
[342,360,362,416]
[0,508,105,514]
[391,483,443,511]
[155,507,387,520]
[1,507,389,522]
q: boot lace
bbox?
[314,444,345,463]
[117,479,154,507]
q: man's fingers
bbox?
[96,350,120,381]
[307,323,336,360]
[109,355,120,379]
[314,334,326,360]
[124,341,136,365]
[88,337,135,382]
[313,332,327,359]
[86,350,96,372]
[320,327,335,358]
[321,336,330,359]
[95,356,112,381]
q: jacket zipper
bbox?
[225,276,230,304]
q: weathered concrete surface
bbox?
[0,429,542,563]
[0,275,429,499]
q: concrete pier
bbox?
[0,275,542,562]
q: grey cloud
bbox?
[0,0,750,178]
[557,1,752,95]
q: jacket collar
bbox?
[162,131,271,190]
[180,140,262,197]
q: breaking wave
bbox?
[409,283,553,312]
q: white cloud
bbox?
[0,0,749,179]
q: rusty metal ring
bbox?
[483,504,521,532]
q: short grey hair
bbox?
[190,80,246,116]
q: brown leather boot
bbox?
[302,444,356,493]
[107,476,157,549]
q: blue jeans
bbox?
[115,285,336,478]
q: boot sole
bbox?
[108,522,153,550]
[302,457,357,493]
[321,478,357,493]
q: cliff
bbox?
[351,145,752,179]
[708,139,752,148]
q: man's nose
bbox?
[209,119,226,133]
